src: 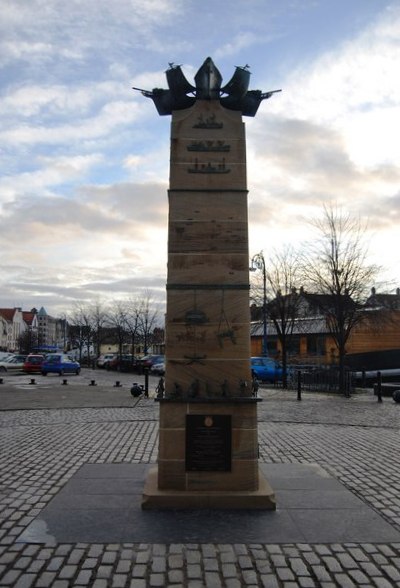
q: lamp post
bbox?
[250,251,268,357]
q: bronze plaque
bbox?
[185,414,232,471]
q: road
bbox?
[0,367,163,410]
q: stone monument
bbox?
[138,57,279,509]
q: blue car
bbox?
[41,354,81,376]
[251,357,283,383]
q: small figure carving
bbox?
[168,382,183,399]
[239,379,248,394]
[217,329,237,347]
[156,377,165,399]
[252,376,259,397]
[188,378,200,399]
[221,379,229,397]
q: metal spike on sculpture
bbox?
[138,58,280,509]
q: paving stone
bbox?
[260,574,280,588]
[112,574,128,588]
[168,568,184,583]
[149,573,166,586]
[168,554,184,568]
[75,569,94,585]
[381,564,400,581]
[1,389,400,588]
[372,578,397,588]
[13,574,36,588]
[58,564,77,579]
[151,556,166,573]
[129,580,146,588]
[35,571,57,587]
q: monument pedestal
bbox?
[142,399,276,510]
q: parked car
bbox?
[0,352,13,361]
[106,354,137,372]
[150,359,165,376]
[41,354,81,376]
[251,356,283,383]
[0,355,27,372]
[23,354,45,374]
[96,353,116,368]
[137,354,165,371]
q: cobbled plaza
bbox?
[1,372,400,587]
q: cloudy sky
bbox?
[1,0,399,317]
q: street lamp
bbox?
[250,251,268,357]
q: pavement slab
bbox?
[17,463,400,545]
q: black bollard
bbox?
[131,383,143,397]
[89,380,97,386]
[62,379,68,385]
[361,369,366,389]
[29,378,36,385]
[144,367,149,397]
[114,381,121,387]
[376,371,382,403]
[0,378,3,384]
[297,371,302,401]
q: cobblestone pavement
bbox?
[1,373,400,587]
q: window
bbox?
[307,335,325,356]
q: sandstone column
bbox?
[141,58,278,509]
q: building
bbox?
[0,308,25,351]
[250,288,400,367]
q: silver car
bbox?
[0,355,27,372]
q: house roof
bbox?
[251,316,328,336]
[22,311,35,325]
[0,308,16,321]
[366,292,400,310]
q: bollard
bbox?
[89,380,97,386]
[361,369,366,389]
[393,390,400,403]
[297,371,302,401]
[62,379,68,385]
[376,371,382,403]
[0,378,3,384]
[131,383,143,397]
[29,378,36,385]
[114,381,121,387]
[144,367,149,397]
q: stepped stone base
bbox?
[142,466,276,510]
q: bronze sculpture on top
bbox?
[134,56,281,116]
[138,58,279,509]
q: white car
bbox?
[0,355,27,372]
[150,360,165,376]
[96,353,116,368]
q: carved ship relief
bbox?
[187,140,230,152]
[187,158,231,174]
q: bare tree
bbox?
[266,247,302,387]
[106,300,130,358]
[69,302,95,362]
[89,300,109,359]
[125,297,141,358]
[302,205,379,394]
[250,247,302,387]
[137,291,160,355]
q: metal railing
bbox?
[287,365,354,395]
